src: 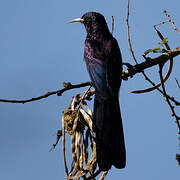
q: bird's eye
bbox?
[85,17,92,25]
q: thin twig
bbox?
[159,64,180,133]
[49,130,62,152]
[138,72,180,106]
[154,20,170,27]
[126,0,169,95]
[163,10,180,34]
[175,78,180,90]
[0,81,91,104]
[126,0,138,64]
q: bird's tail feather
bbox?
[93,94,126,171]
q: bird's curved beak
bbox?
[68,18,84,23]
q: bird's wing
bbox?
[106,38,122,96]
[84,40,109,98]
[84,38,122,98]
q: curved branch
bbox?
[125,0,173,95]
[132,27,173,93]
[131,60,173,93]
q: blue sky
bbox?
[0,0,180,179]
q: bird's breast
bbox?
[84,40,108,64]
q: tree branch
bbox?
[122,48,180,80]
[158,64,180,133]
[126,0,138,64]
[0,81,91,104]
[0,48,180,104]
[163,10,180,35]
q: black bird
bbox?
[69,12,126,171]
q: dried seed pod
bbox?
[63,109,87,135]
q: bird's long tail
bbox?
[93,94,126,171]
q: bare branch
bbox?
[126,0,138,64]
[125,0,173,95]
[163,10,180,34]
[0,81,91,104]
[0,47,180,104]
[159,64,180,133]
[122,48,180,80]
[133,71,180,106]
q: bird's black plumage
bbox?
[70,12,126,171]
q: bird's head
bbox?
[69,12,110,38]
